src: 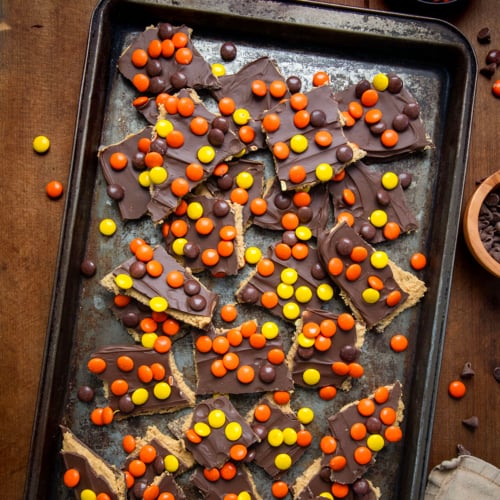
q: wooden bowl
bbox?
[463,170,500,278]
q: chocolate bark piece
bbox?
[118,24,220,95]
[170,395,259,469]
[191,464,262,500]
[236,240,336,323]
[335,75,433,161]
[201,158,265,228]
[211,56,291,151]
[147,88,244,222]
[60,426,127,499]
[325,381,404,484]
[100,245,218,329]
[287,309,366,390]
[123,426,193,499]
[88,345,195,417]
[193,321,293,395]
[293,457,381,500]
[247,396,310,478]
[163,194,245,276]
[252,177,330,237]
[98,127,155,220]
[329,161,418,244]
[317,222,426,331]
[262,84,365,190]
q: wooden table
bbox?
[1,0,498,496]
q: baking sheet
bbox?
[25,0,476,498]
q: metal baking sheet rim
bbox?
[24,0,477,499]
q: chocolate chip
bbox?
[188,294,207,311]
[457,443,472,456]
[480,63,497,79]
[170,71,187,89]
[208,127,225,147]
[403,101,420,119]
[399,172,413,189]
[80,259,97,277]
[274,192,292,210]
[259,364,276,383]
[129,260,147,279]
[355,79,371,99]
[370,121,386,135]
[339,344,358,362]
[494,366,500,382]
[336,237,353,256]
[217,173,234,191]
[184,279,201,296]
[132,151,146,170]
[393,113,410,132]
[352,478,370,495]
[118,394,135,413]
[477,27,491,44]
[310,262,326,280]
[220,41,237,61]
[183,242,201,260]
[213,199,230,217]
[365,416,382,434]
[319,466,331,482]
[286,75,302,94]
[133,479,147,498]
[212,116,230,133]
[462,416,479,429]
[282,230,298,247]
[149,76,167,94]
[486,49,500,65]
[460,361,475,379]
[153,456,165,474]
[150,137,167,155]
[251,423,268,440]
[387,74,404,94]
[298,206,313,223]
[146,59,162,77]
[158,23,174,40]
[77,385,95,403]
[376,188,391,206]
[310,109,327,127]
[106,183,124,201]
[121,311,139,328]
[297,346,314,360]
[336,145,353,163]
[359,221,377,240]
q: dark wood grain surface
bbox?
[1,0,498,496]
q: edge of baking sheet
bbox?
[24,0,477,498]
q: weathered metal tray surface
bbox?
[25,0,476,499]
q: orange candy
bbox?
[251,79,267,97]
[329,455,347,471]
[131,49,148,67]
[296,430,313,447]
[261,291,279,309]
[361,89,379,107]
[262,113,281,132]
[448,380,467,399]
[122,434,136,453]
[320,435,337,454]
[229,444,248,461]
[273,141,290,160]
[135,244,154,262]
[288,165,307,185]
[273,390,291,405]
[290,92,308,111]
[237,365,255,384]
[46,180,64,199]
[271,480,289,499]
[63,468,80,488]
[294,109,310,129]
[312,70,329,87]
[390,333,409,352]
[331,483,349,498]
[220,461,237,480]
[357,398,375,417]
[175,47,193,65]
[337,313,355,331]
[410,252,427,270]
[380,406,397,425]
[87,357,106,374]
[254,404,272,422]
[132,73,149,93]
[269,80,287,98]
[354,446,372,465]
[381,129,399,148]
[139,444,157,464]
[220,304,238,323]
[319,385,337,401]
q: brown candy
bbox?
[477,27,491,44]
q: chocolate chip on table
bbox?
[477,27,491,44]
[460,361,475,379]
[80,259,96,278]
[77,385,95,402]
[493,366,500,382]
[220,41,237,61]
[462,416,479,429]
[486,49,500,65]
[479,63,497,79]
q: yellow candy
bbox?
[131,387,149,405]
[295,225,312,241]
[381,171,399,190]
[208,409,226,428]
[295,286,312,303]
[80,490,97,500]
[281,268,298,285]
[149,296,168,312]
[187,201,204,219]
[277,283,294,300]
[267,428,284,447]
[194,421,211,437]
[315,162,333,182]
[318,493,334,500]
[225,421,243,441]
[138,170,151,188]
[362,288,380,304]
[316,283,334,301]
[283,302,300,320]
[371,250,389,269]
[156,119,174,137]
[298,333,315,349]
[274,453,292,470]
[164,454,179,473]
[114,273,133,290]
[172,237,187,256]
[303,368,321,386]
[282,427,298,445]
[261,321,279,339]
[197,145,216,164]
[367,433,385,452]
[33,135,50,154]
[290,134,308,154]
[232,108,250,126]
[153,381,172,400]
[297,407,314,424]
[211,63,226,77]
[99,218,117,236]
[141,332,158,348]
[236,171,254,189]
[237,492,252,500]
[370,209,388,228]
[372,73,389,91]
[149,166,168,184]
[244,246,262,264]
